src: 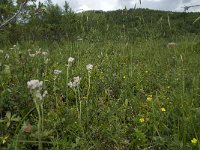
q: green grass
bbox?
[0,36,200,149]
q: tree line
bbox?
[1,0,200,45]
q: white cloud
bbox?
[37,0,200,12]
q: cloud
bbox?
[37,0,200,12]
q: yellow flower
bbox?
[146,95,152,102]
[161,107,166,112]
[123,76,126,79]
[139,118,145,123]
[191,138,198,144]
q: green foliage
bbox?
[0,1,200,149]
[1,1,200,44]
[0,37,200,149]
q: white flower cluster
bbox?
[27,80,43,90]
[68,76,81,89]
[27,80,47,101]
[86,64,93,72]
[68,57,75,67]
[54,70,62,75]
[28,49,48,57]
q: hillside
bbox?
[1,6,200,45]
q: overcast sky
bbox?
[37,0,200,12]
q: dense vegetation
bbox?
[1,0,200,45]
[0,0,200,149]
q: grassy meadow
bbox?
[0,4,200,150]
[0,36,200,149]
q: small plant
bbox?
[27,80,47,150]
[0,111,20,145]
[66,57,75,101]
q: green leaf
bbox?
[6,121,10,128]
[11,115,21,122]
[5,111,11,120]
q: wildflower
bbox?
[86,64,93,71]
[68,76,81,89]
[27,80,47,103]
[36,49,42,55]
[73,76,81,86]
[123,75,126,79]
[41,51,48,56]
[67,81,74,88]
[54,70,62,75]
[68,57,75,67]
[161,107,166,112]
[27,80,43,90]
[5,54,9,59]
[146,95,153,102]
[139,118,145,123]
[29,53,36,57]
[191,138,198,144]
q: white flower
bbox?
[68,57,75,66]
[27,80,43,90]
[86,64,93,71]
[42,52,48,56]
[73,76,81,86]
[29,53,36,57]
[68,57,74,63]
[67,81,74,88]
[68,76,81,88]
[5,54,9,59]
[54,70,62,75]
[35,50,41,55]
